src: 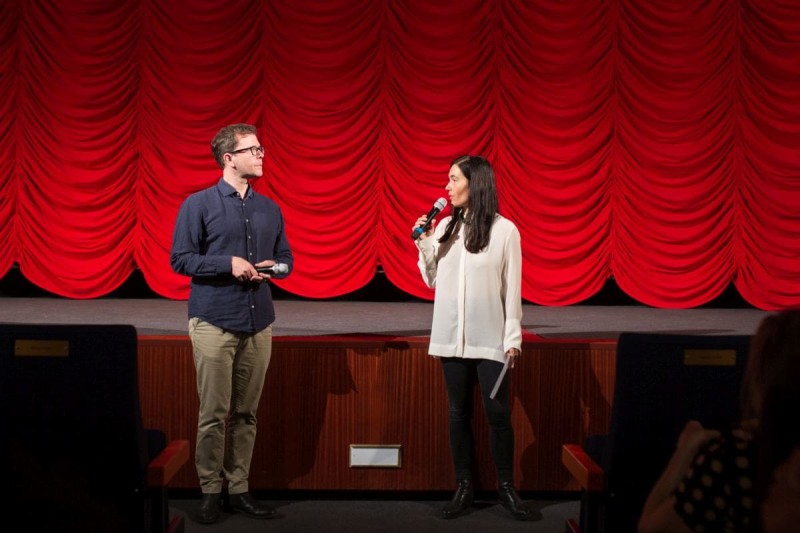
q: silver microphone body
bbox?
[256,263,289,275]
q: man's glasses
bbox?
[229,145,265,156]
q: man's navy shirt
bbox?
[171,178,293,333]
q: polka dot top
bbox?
[673,430,757,532]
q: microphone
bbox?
[256,263,289,275]
[411,197,447,240]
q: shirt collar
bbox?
[217,177,251,199]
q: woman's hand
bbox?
[506,347,520,368]
[412,215,435,240]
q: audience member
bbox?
[638,309,800,533]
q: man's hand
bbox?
[232,256,260,282]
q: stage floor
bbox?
[0,297,769,339]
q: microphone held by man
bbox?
[411,197,448,240]
[256,263,289,275]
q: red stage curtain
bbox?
[0,0,798,309]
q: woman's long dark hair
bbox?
[740,310,800,421]
[438,155,498,253]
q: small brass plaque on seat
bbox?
[14,340,69,357]
[683,349,735,366]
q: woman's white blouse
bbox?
[416,214,522,363]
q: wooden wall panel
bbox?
[137,336,617,492]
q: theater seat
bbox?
[561,332,751,533]
[0,324,189,533]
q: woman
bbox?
[413,155,530,521]
[638,309,800,533]
[757,336,800,533]
[761,447,800,533]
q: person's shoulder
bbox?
[184,179,223,200]
[179,186,214,208]
[252,190,279,206]
[493,214,520,234]
[250,191,285,215]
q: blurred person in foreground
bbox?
[638,309,800,533]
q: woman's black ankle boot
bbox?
[440,479,474,519]
[498,481,532,521]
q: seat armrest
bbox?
[147,439,190,487]
[562,443,604,492]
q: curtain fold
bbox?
[0,0,797,309]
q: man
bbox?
[170,123,293,524]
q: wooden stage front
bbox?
[138,334,612,492]
[2,297,767,493]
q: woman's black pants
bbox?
[440,357,514,485]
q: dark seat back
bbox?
[601,332,750,533]
[0,324,154,533]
